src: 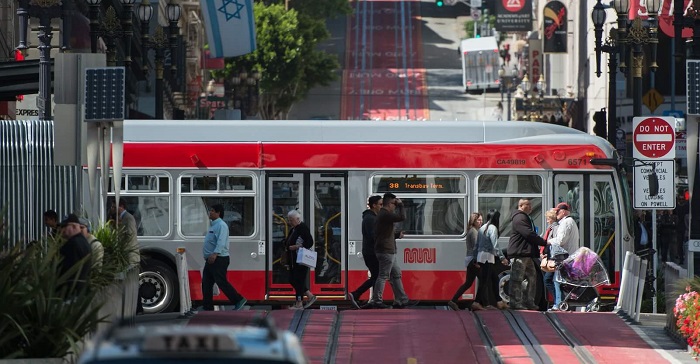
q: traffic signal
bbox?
[593,110,607,138]
[436,0,444,7]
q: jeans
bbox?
[543,271,562,306]
[371,253,409,304]
[509,257,537,307]
[202,256,244,310]
[352,253,380,299]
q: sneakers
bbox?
[348,292,361,309]
[234,298,247,311]
[548,306,560,312]
[364,301,391,309]
[526,304,540,311]
[447,301,460,311]
[289,302,304,310]
[404,300,420,307]
[303,295,318,309]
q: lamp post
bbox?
[230,70,261,119]
[516,74,546,122]
[138,0,181,120]
[498,65,518,121]
[593,0,660,119]
[16,0,74,120]
[592,0,620,147]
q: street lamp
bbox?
[138,0,181,120]
[498,65,518,121]
[230,70,261,119]
[87,0,136,67]
[593,0,659,119]
[514,74,547,122]
[16,0,75,120]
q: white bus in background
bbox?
[459,36,501,93]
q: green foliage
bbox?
[216,1,340,119]
[280,0,351,19]
[0,220,137,359]
[464,16,497,39]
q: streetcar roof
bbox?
[123,119,615,157]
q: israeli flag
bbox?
[200,0,257,58]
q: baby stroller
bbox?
[554,247,610,312]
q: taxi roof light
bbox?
[142,329,240,353]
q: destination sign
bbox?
[373,175,465,194]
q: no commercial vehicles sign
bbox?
[632,116,675,159]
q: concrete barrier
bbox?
[615,251,648,323]
[95,265,140,335]
[176,247,195,317]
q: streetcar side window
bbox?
[179,174,256,238]
[476,174,543,238]
[107,173,171,237]
[370,174,466,236]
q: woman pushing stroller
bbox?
[543,202,579,310]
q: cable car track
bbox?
[544,312,597,364]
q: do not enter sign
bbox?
[632,116,676,160]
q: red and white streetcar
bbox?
[108,119,633,313]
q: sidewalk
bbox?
[631,313,695,363]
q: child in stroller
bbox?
[554,247,610,312]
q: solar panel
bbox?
[687,60,700,116]
[84,67,125,122]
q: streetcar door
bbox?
[266,173,346,300]
[308,174,345,296]
[267,174,304,297]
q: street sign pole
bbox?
[632,116,676,314]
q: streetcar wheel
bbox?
[140,259,180,314]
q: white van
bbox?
[458,36,501,93]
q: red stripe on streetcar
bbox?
[123,143,607,170]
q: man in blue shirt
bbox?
[202,204,247,311]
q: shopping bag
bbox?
[201,267,220,296]
[296,247,317,268]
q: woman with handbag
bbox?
[285,209,317,309]
[475,210,507,309]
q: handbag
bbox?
[296,247,318,269]
[540,257,557,273]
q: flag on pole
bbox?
[200,0,257,58]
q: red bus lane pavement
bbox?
[341,0,429,120]
[333,310,488,363]
[554,312,669,363]
[180,310,690,363]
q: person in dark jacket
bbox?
[349,195,382,309]
[366,193,418,309]
[58,214,92,294]
[285,209,317,309]
[507,199,547,310]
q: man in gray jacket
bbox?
[365,193,418,309]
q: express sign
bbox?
[632,116,676,160]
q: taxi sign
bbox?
[142,332,239,353]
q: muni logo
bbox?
[403,248,436,264]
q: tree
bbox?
[216,2,342,119]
